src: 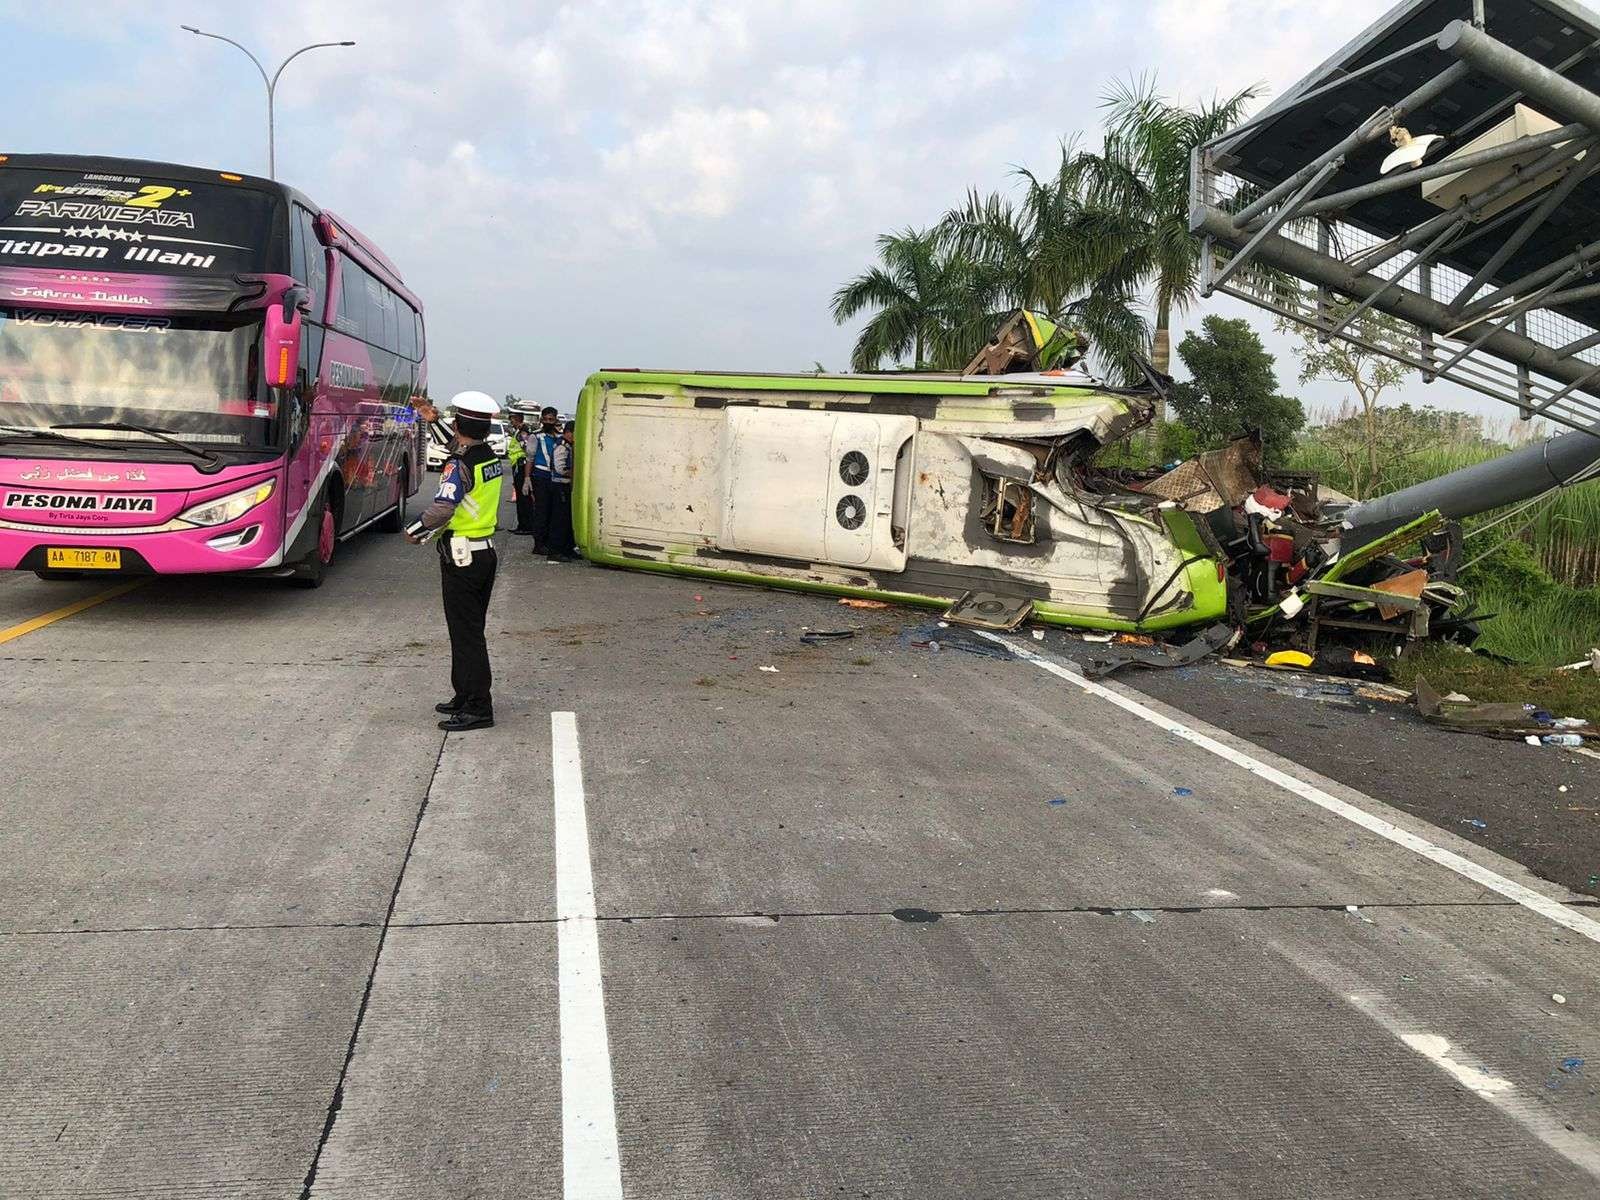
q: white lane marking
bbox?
[1348,991,1600,1177]
[552,711,624,1199]
[982,634,1600,947]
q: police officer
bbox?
[507,410,535,535]
[528,405,560,555]
[404,391,504,732]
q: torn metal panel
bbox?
[1084,624,1239,678]
[943,591,1033,631]
[1142,436,1264,514]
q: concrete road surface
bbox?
[1,500,1597,1199]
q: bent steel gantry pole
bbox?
[1191,10,1600,436]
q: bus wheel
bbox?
[379,466,409,533]
[289,498,337,589]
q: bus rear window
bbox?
[0,166,275,276]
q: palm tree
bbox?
[937,143,1153,384]
[1068,76,1262,395]
[830,228,984,371]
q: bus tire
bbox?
[379,465,409,533]
[289,492,337,589]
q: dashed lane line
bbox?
[0,580,144,645]
[553,711,624,1199]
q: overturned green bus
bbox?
[570,369,1227,632]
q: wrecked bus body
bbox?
[570,369,1227,631]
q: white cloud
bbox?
[7,0,1497,416]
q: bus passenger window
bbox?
[397,304,417,360]
[296,207,327,319]
[337,257,365,338]
[289,214,307,290]
[382,288,399,353]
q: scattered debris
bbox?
[1554,993,1567,1004]
[1346,904,1375,924]
[1173,787,1195,797]
[943,590,1033,631]
[1115,909,1157,924]
[838,597,890,610]
[1461,819,1488,831]
[1084,624,1237,679]
[1080,632,1115,643]
[1047,797,1068,807]
[1032,629,1045,641]
[758,665,780,673]
[799,630,855,644]
[901,622,1012,660]
[1265,650,1314,668]
[1558,650,1600,673]
[1415,677,1595,741]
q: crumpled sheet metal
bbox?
[1084,623,1239,679]
[1142,438,1263,514]
[1413,675,1571,739]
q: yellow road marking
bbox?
[0,580,145,646]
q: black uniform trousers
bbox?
[512,461,536,532]
[533,475,573,556]
[531,473,555,551]
[439,542,497,714]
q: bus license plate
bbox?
[47,547,121,570]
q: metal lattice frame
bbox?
[1191,11,1600,435]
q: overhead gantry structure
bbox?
[1192,0,1600,435]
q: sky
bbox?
[2,0,1519,423]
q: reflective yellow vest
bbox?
[446,451,504,539]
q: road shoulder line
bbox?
[982,633,1600,948]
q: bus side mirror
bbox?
[263,296,304,388]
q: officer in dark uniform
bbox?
[404,391,504,732]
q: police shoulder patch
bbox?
[435,459,462,501]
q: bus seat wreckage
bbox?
[573,309,1496,671]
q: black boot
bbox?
[434,699,465,715]
[438,710,495,732]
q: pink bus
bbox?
[0,153,426,586]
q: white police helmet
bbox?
[449,391,501,418]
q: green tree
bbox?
[1169,316,1303,461]
[830,227,984,371]
[1067,77,1262,412]
[1276,309,1412,497]
[937,143,1150,382]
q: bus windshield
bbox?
[0,308,278,452]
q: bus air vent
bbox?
[839,450,870,487]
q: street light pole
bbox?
[180,26,354,179]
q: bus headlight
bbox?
[178,478,276,527]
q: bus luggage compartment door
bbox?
[719,407,914,571]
